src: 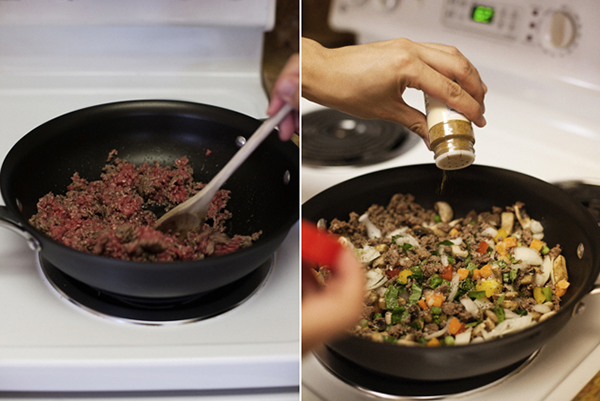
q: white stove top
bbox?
[0,1,300,397]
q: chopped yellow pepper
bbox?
[494,228,508,243]
[475,279,503,298]
[397,269,413,285]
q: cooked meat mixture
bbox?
[318,193,569,346]
[29,150,260,261]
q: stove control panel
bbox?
[441,1,581,56]
[329,0,599,89]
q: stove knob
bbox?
[540,10,578,51]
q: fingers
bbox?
[407,61,486,128]
[267,54,300,116]
[409,42,487,127]
[278,112,298,141]
[302,250,365,353]
[384,101,431,147]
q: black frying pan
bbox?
[302,164,600,381]
[0,100,299,298]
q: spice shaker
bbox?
[424,94,475,170]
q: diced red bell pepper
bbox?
[386,268,400,278]
[440,264,453,281]
[301,219,344,268]
[476,240,489,254]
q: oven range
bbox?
[0,1,299,399]
[302,0,600,399]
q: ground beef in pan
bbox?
[318,194,570,347]
[29,151,261,262]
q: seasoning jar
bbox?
[424,94,475,170]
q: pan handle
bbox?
[0,205,41,252]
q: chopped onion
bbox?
[454,327,473,346]
[450,237,463,246]
[389,228,420,249]
[534,256,552,287]
[359,213,381,239]
[460,297,480,318]
[474,298,493,309]
[532,304,552,314]
[481,315,533,340]
[530,219,544,234]
[424,326,448,340]
[481,227,498,238]
[359,245,381,264]
[447,273,460,302]
[451,245,469,258]
[503,309,520,319]
[365,268,387,290]
[440,254,449,267]
[512,246,543,269]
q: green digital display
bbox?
[472,5,494,24]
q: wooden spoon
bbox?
[154,103,293,235]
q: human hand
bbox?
[267,53,299,141]
[302,220,365,354]
[302,37,487,146]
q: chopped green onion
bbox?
[542,287,553,302]
[429,274,443,289]
[434,215,442,223]
[468,290,487,299]
[384,285,400,309]
[384,336,398,344]
[493,306,506,323]
[409,283,422,305]
[410,265,424,284]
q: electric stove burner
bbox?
[554,180,600,225]
[313,346,538,399]
[39,256,273,325]
[302,109,415,166]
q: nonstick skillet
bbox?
[0,100,299,298]
[302,164,600,381]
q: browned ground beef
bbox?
[29,151,260,261]
[323,193,568,347]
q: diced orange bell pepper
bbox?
[479,264,493,279]
[504,237,518,248]
[495,241,508,256]
[457,268,469,280]
[427,337,442,347]
[426,292,446,308]
[448,317,465,335]
[418,298,428,310]
[530,238,544,252]
[449,228,460,237]
[472,269,481,280]
[556,280,570,297]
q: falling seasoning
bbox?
[437,170,448,195]
[424,94,475,170]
